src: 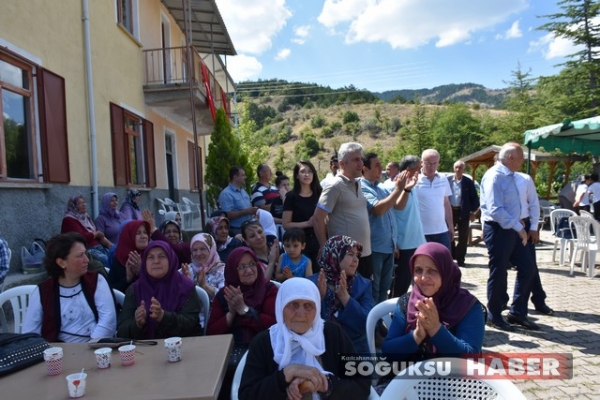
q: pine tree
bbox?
[205,108,249,208]
[537,0,600,114]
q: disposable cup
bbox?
[66,372,87,398]
[94,347,112,369]
[164,337,182,362]
[43,347,63,376]
[118,344,136,366]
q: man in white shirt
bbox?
[414,149,454,250]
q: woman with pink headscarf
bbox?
[182,232,225,300]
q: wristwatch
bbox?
[241,305,250,315]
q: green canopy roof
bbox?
[524,116,600,154]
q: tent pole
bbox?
[526,144,531,174]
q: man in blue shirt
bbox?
[480,142,537,331]
[0,237,9,288]
[217,166,257,236]
[361,152,405,303]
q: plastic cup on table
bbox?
[164,337,182,362]
[66,372,87,398]
[43,347,64,376]
[118,344,136,366]
[94,347,112,369]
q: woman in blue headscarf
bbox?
[120,189,143,220]
[95,192,126,245]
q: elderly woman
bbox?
[382,242,485,362]
[61,194,111,268]
[207,247,277,365]
[309,235,374,353]
[117,241,202,339]
[23,233,117,342]
[205,215,243,263]
[241,219,280,280]
[183,233,225,300]
[120,189,143,220]
[107,220,150,292]
[95,192,126,244]
[239,278,370,400]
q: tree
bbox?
[204,108,250,208]
[538,0,600,115]
[503,63,541,135]
[395,101,432,157]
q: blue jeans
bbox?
[371,252,394,304]
[483,221,535,321]
[425,231,451,252]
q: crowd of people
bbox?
[5,140,561,398]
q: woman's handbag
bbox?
[0,333,51,376]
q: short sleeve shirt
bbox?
[415,173,452,235]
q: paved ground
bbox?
[461,227,600,399]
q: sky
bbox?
[214,0,582,93]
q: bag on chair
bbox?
[21,239,46,275]
[0,333,50,376]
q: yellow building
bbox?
[0,0,236,278]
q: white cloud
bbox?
[292,25,311,45]
[275,48,291,60]
[317,0,528,49]
[215,0,292,55]
[505,20,522,39]
[529,33,581,59]
[226,54,263,81]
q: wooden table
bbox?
[0,335,232,400]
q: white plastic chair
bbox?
[195,286,210,335]
[230,349,248,400]
[569,216,599,278]
[182,197,202,228]
[0,284,36,333]
[163,198,178,212]
[379,357,526,400]
[112,288,125,308]
[156,198,170,214]
[366,298,397,355]
[550,209,577,266]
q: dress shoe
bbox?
[506,313,540,330]
[535,305,555,316]
[486,318,515,332]
[501,304,509,311]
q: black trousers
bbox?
[451,207,470,265]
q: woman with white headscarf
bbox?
[239,278,369,400]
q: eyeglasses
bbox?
[237,262,257,271]
[241,218,259,229]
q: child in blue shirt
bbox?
[275,228,312,282]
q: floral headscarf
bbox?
[190,233,223,275]
[206,216,233,250]
[64,194,96,233]
[317,235,363,320]
[124,189,141,210]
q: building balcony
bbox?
[143,46,226,135]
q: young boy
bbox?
[275,228,313,282]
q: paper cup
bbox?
[94,347,112,369]
[118,344,136,366]
[66,373,87,398]
[43,347,63,376]
[164,337,182,362]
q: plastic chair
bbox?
[366,298,397,355]
[163,198,178,212]
[569,216,599,278]
[156,198,170,214]
[0,284,36,333]
[230,349,248,400]
[379,357,526,400]
[550,209,577,266]
[195,286,210,335]
[112,289,125,308]
[270,280,282,288]
[182,197,202,227]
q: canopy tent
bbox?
[524,116,600,154]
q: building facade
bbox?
[0,0,235,277]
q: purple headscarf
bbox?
[99,192,121,219]
[133,240,195,339]
[407,242,477,333]
[224,247,268,309]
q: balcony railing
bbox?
[143,45,228,114]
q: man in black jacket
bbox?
[448,160,480,266]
